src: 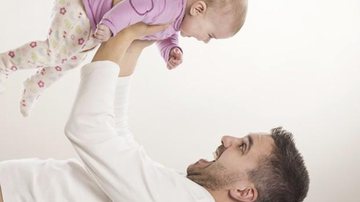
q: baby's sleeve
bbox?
[157,33,182,63]
[100,0,154,36]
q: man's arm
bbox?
[65,60,142,200]
[65,23,176,201]
[93,24,164,67]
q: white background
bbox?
[1,0,360,201]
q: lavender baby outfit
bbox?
[0,0,186,116]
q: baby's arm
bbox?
[94,0,155,42]
[157,33,183,70]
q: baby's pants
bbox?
[0,0,98,116]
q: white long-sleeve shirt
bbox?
[0,61,214,202]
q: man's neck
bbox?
[206,188,233,202]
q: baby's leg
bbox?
[20,54,86,117]
[0,39,58,94]
[0,0,93,90]
[19,40,150,116]
[17,0,97,116]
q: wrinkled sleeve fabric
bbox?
[64,61,160,201]
[63,61,215,202]
[157,33,182,62]
[100,0,154,35]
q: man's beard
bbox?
[186,162,242,191]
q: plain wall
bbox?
[0,0,359,201]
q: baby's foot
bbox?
[20,79,42,117]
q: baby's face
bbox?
[180,11,234,43]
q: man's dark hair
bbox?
[248,127,310,202]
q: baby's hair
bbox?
[205,0,248,35]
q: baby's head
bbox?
[180,0,248,43]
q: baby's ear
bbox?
[190,1,207,16]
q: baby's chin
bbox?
[179,30,189,37]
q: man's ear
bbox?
[229,185,258,202]
[190,1,207,16]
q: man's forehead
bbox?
[248,133,274,145]
[245,133,274,158]
[249,132,271,136]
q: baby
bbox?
[0,0,248,116]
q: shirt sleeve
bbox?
[63,61,210,202]
[100,0,154,36]
[64,61,153,201]
[156,33,182,62]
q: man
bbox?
[0,23,309,202]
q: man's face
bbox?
[187,133,274,190]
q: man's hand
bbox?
[94,24,112,42]
[93,23,170,65]
[167,47,183,70]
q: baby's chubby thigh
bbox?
[47,0,95,66]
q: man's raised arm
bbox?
[64,23,177,201]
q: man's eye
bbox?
[213,152,217,160]
[239,143,246,152]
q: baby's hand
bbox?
[167,47,183,70]
[94,24,112,42]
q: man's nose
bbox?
[221,136,237,148]
[203,38,210,43]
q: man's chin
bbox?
[187,159,214,176]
